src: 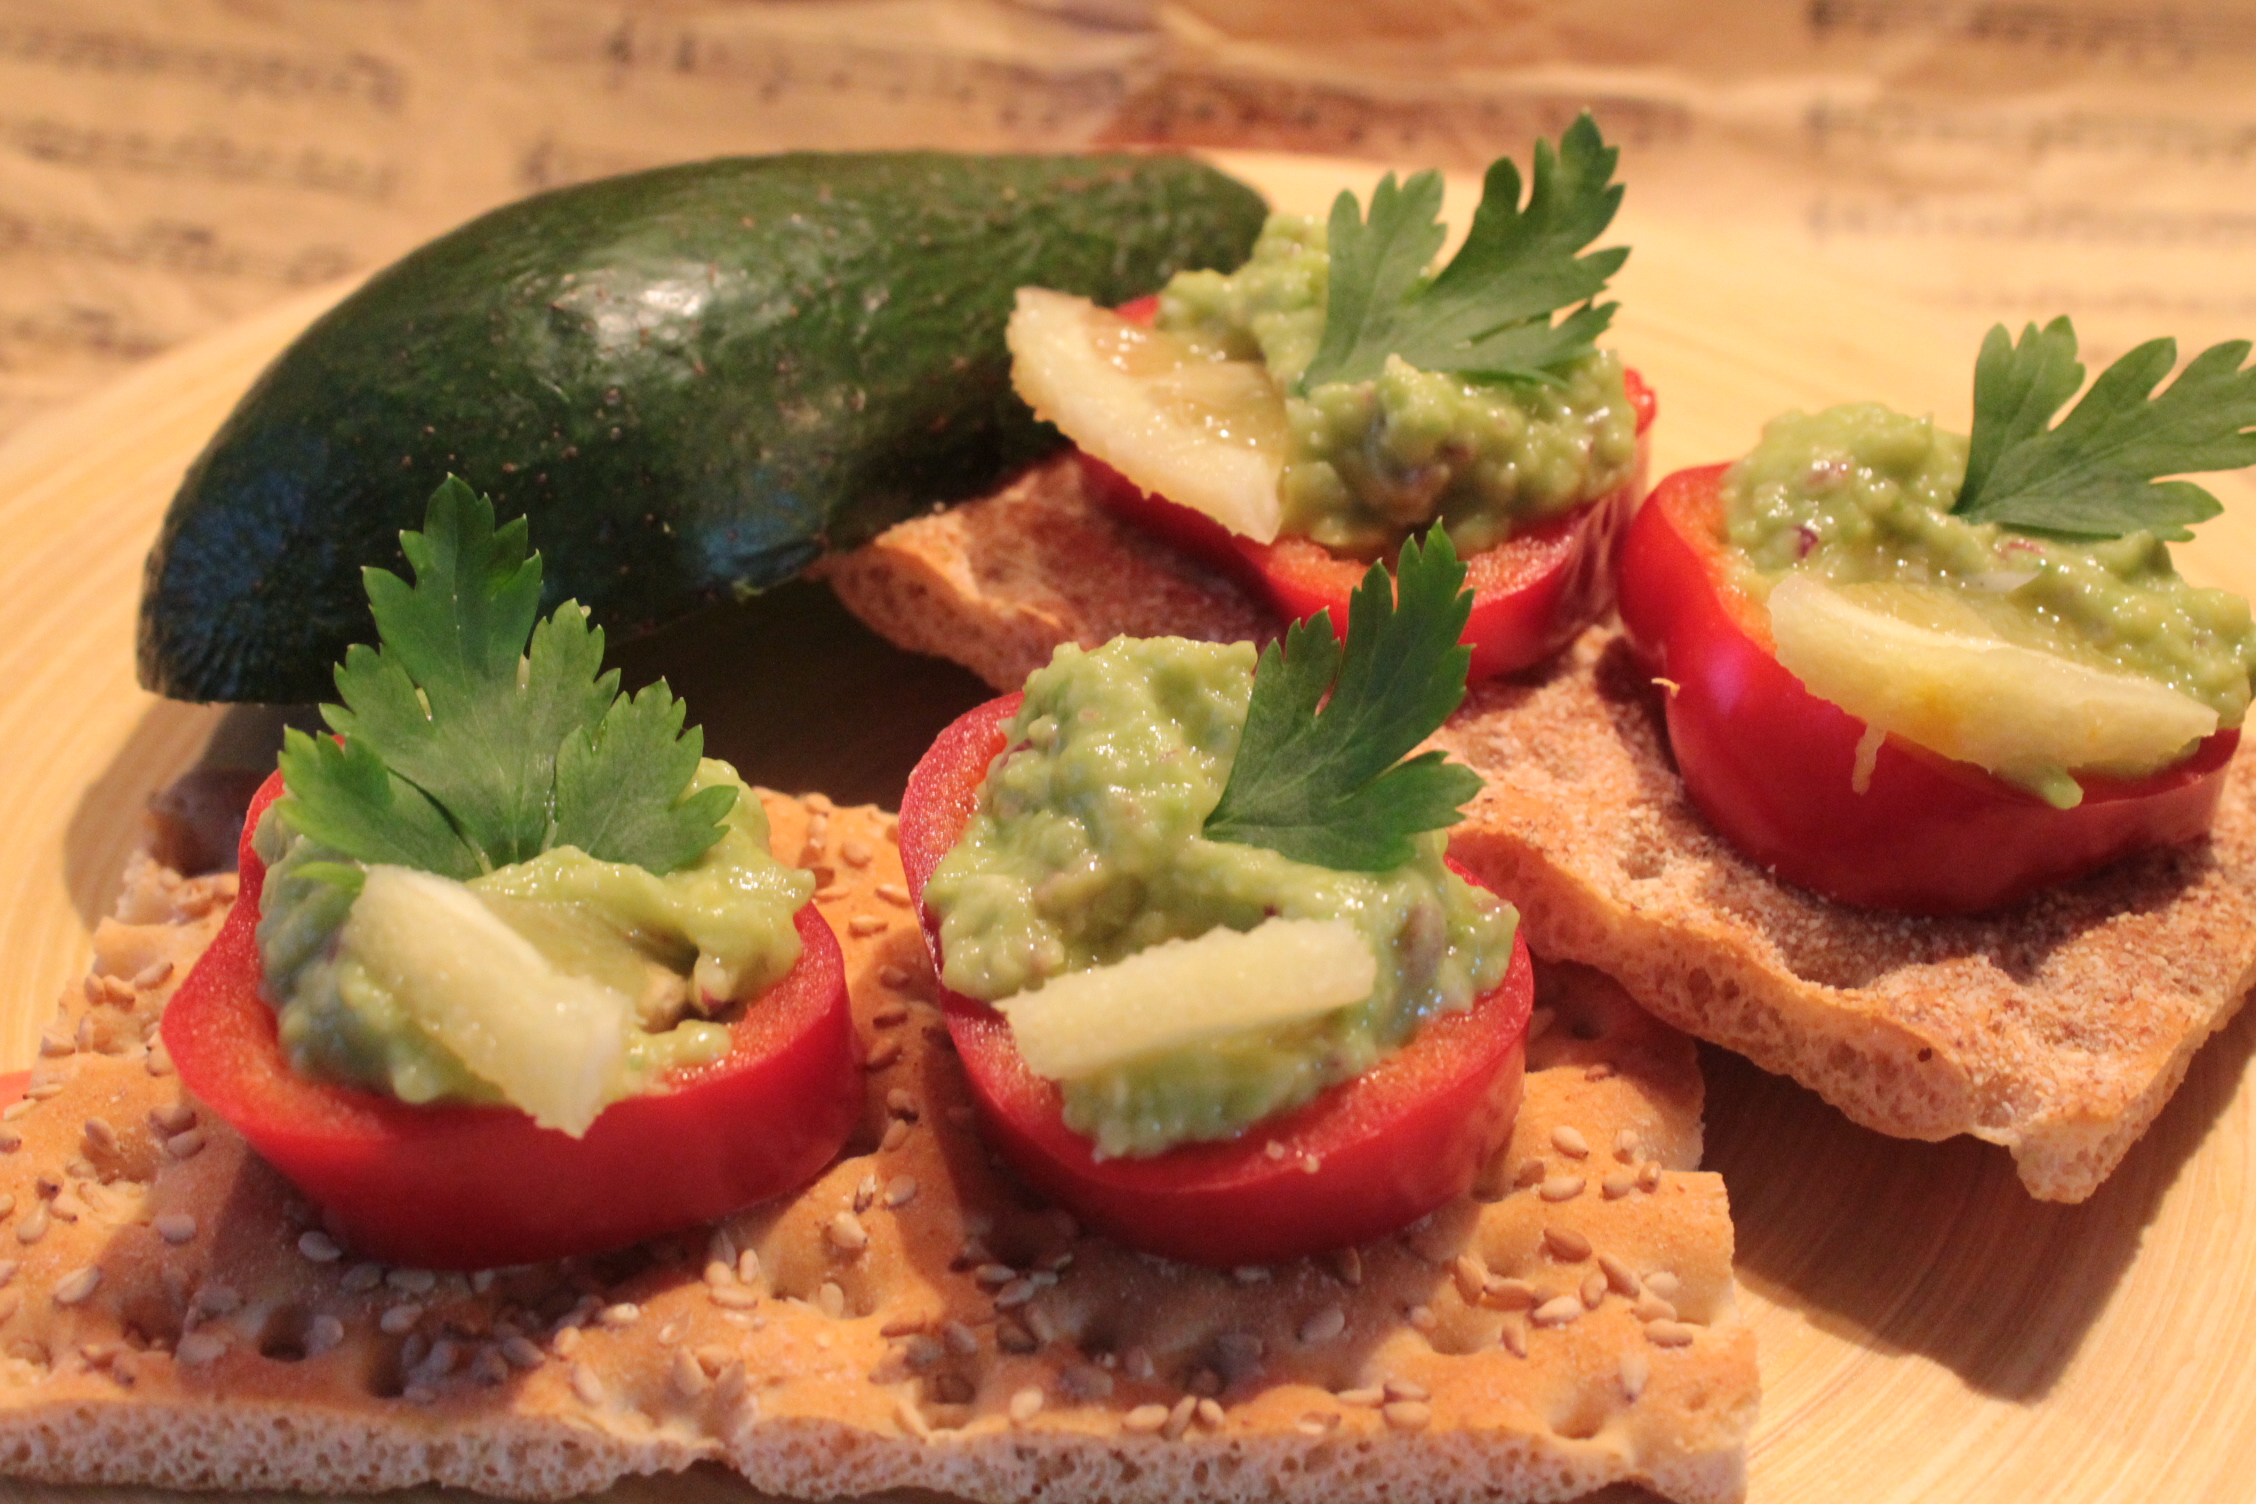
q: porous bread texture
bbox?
[0,796,1754,1503]
[818,451,1281,690]
[1433,629,2256,1204]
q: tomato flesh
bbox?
[1616,463,2241,914]
[899,693,1534,1268]
[162,770,861,1270]
[1091,296,1655,682]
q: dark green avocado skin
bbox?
[139,152,1267,703]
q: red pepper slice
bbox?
[1616,463,2240,914]
[898,692,1534,1267]
[1094,296,1653,681]
[161,770,860,1270]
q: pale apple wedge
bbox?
[344,864,633,1134]
[1767,573,2218,794]
[1007,286,1289,541]
[994,916,1375,1081]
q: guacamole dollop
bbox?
[922,636,1517,1159]
[253,759,812,1112]
[1722,403,2256,725]
[1156,214,1639,557]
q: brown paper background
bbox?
[4,0,2256,439]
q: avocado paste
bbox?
[1722,403,2256,726]
[923,637,1517,1160]
[1156,214,1640,558]
[254,759,812,1111]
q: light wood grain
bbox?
[0,152,2249,1504]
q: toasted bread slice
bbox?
[1434,630,2256,1203]
[819,453,1279,690]
[0,795,1753,1503]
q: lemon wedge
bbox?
[1007,287,1289,541]
[1767,573,2217,801]
[995,917,1375,1081]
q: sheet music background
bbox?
[3,0,2254,440]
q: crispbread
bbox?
[0,794,1754,1503]
[1432,629,2256,1204]
[818,452,1280,690]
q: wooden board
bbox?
[0,151,2249,1503]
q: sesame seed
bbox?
[848,915,888,937]
[994,1277,1036,1309]
[1637,1161,1663,1191]
[885,1088,920,1119]
[1614,1127,1639,1161]
[38,1032,70,1057]
[877,966,910,989]
[872,1000,910,1026]
[1544,1226,1592,1262]
[842,839,875,867]
[571,1362,607,1406]
[853,1174,877,1212]
[1585,1062,1616,1081]
[1124,1403,1169,1434]
[152,1212,196,1244]
[1635,1291,1678,1322]
[1580,1270,1609,1308]
[0,1129,21,1155]
[471,1347,509,1386]
[1061,1365,1113,1401]
[1599,1252,1642,1296]
[709,1284,759,1310]
[942,1320,978,1356]
[864,1037,903,1071]
[15,1205,48,1244]
[1620,1351,1650,1401]
[1646,1319,1697,1347]
[1485,1275,1538,1309]
[826,1211,871,1253]
[996,1320,1038,1354]
[1382,1400,1432,1431]
[0,1261,14,1287]
[379,1304,422,1336]
[49,1192,85,1222]
[1532,1295,1583,1327]
[738,1248,763,1284]
[669,1347,710,1398]
[132,960,175,989]
[194,1285,240,1316]
[880,1119,912,1152]
[1646,1269,1682,1299]
[900,1333,943,1369]
[1550,1124,1590,1158]
[1163,1393,1198,1439]
[1325,1246,1363,1286]
[297,1230,342,1263]
[150,1102,196,1135]
[815,883,847,901]
[1499,1316,1530,1358]
[1337,1386,1384,1407]
[875,884,911,908]
[164,1129,206,1160]
[501,1335,545,1368]
[1512,1158,1547,1188]
[1451,1253,1486,1303]
[306,1316,345,1357]
[1196,1398,1225,1429]
[816,1281,847,1318]
[1538,1174,1586,1202]
[704,1260,735,1288]
[341,1262,383,1294]
[1298,1306,1347,1344]
[1008,1386,1044,1423]
[145,1044,173,1077]
[82,1117,117,1154]
[174,1331,227,1365]
[52,1266,101,1306]
[1406,1304,1437,1333]
[386,1268,436,1294]
[1601,1170,1636,1199]
[883,1175,918,1209]
[598,1302,640,1328]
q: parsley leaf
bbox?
[1202,529,1484,870]
[1954,317,2256,541]
[1299,113,1627,391]
[276,476,733,877]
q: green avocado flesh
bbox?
[1156,214,1638,557]
[921,637,1516,1160]
[254,759,811,1123]
[141,152,1267,704]
[1723,403,2256,726]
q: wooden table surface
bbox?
[0,152,2248,1504]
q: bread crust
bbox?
[1434,630,2256,1202]
[0,794,1753,1503]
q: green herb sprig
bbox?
[276,477,734,879]
[1299,113,1627,392]
[1202,530,1483,870]
[1955,317,2256,541]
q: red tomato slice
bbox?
[162,770,860,1270]
[898,693,1534,1268]
[1092,292,1655,681]
[1616,463,2241,914]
